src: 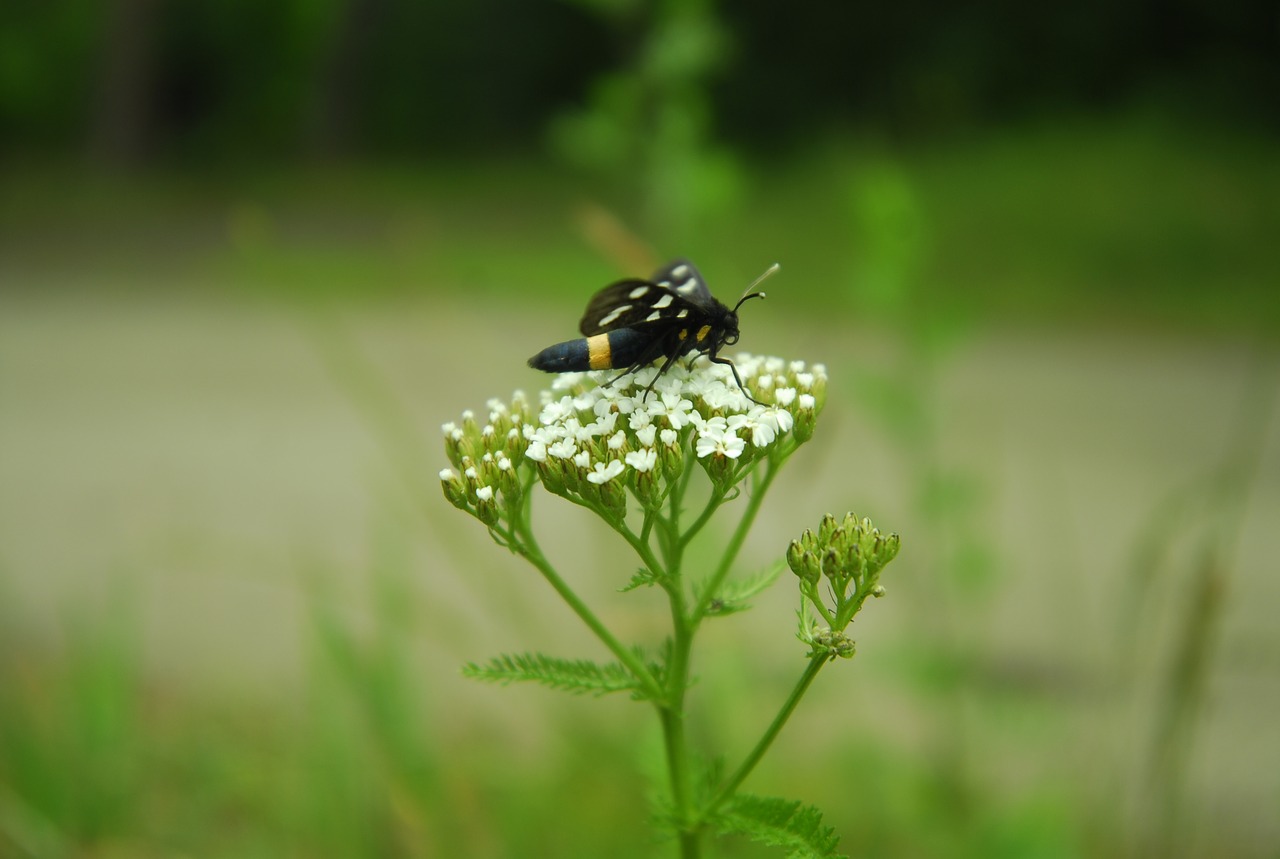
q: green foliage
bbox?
[463,652,652,697]
[712,794,843,859]
[546,0,743,243]
[695,560,786,617]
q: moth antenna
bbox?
[734,262,780,311]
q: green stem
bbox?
[700,656,828,821]
[690,461,780,626]
[513,521,665,701]
[657,462,702,857]
[660,613,700,857]
[679,489,726,550]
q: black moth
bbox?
[528,259,777,403]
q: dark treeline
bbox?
[2,0,1275,164]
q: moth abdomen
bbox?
[527,328,651,373]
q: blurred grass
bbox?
[2,111,1278,857]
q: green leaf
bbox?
[712,794,844,859]
[620,567,662,592]
[462,652,647,697]
[697,561,786,616]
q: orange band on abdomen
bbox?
[587,334,613,370]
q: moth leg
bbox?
[602,335,673,393]
[710,354,765,405]
[638,349,687,402]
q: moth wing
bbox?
[648,259,713,306]
[578,278,700,336]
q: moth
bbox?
[527,259,778,402]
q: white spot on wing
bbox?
[671,264,690,278]
[645,311,662,322]
[676,309,689,318]
[653,294,674,309]
[599,305,630,327]
[628,286,650,299]
[678,277,699,293]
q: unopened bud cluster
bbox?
[788,513,901,658]
[441,354,826,529]
[439,394,536,527]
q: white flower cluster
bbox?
[520,354,824,485]
[440,354,825,521]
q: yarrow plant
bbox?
[441,353,900,858]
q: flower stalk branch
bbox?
[440,354,900,858]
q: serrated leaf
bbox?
[712,794,844,859]
[621,567,662,592]
[697,561,786,616]
[462,652,643,697]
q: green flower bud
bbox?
[786,539,805,576]
[461,409,481,437]
[818,513,839,545]
[821,547,842,582]
[439,468,469,510]
[632,469,661,511]
[442,423,467,469]
[473,485,500,526]
[802,551,821,584]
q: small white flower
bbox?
[540,397,575,425]
[496,455,512,471]
[607,430,626,450]
[651,391,696,429]
[660,428,679,447]
[482,424,496,438]
[525,440,548,462]
[774,387,797,406]
[696,417,745,459]
[464,466,478,479]
[475,485,494,501]
[635,424,657,447]
[571,419,598,443]
[795,372,814,390]
[548,439,577,460]
[729,410,776,447]
[703,383,748,412]
[789,360,806,373]
[439,468,457,480]
[449,428,464,442]
[799,393,816,411]
[586,459,625,484]
[550,372,587,391]
[594,410,619,435]
[573,451,591,468]
[441,421,458,435]
[625,448,658,472]
[629,409,653,430]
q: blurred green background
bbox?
[2,1,1278,856]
